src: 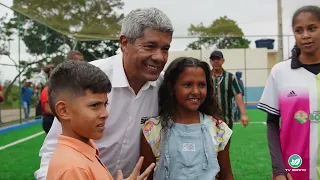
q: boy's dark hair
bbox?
[291,5,320,60]
[48,61,112,118]
[158,57,222,129]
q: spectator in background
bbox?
[21,79,33,120]
[0,84,3,103]
[0,84,3,123]
[43,64,55,75]
[41,65,55,133]
[35,83,44,117]
[67,50,84,61]
[210,50,249,178]
[210,50,248,130]
[234,71,245,121]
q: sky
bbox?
[0,0,318,83]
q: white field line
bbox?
[0,131,45,150]
[233,121,266,125]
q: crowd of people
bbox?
[0,50,85,123]
[1,4,319,180]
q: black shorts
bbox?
[35,101,42,117]
[227,120,233,130]
[42,114,54,134]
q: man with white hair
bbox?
[35,7,173,179]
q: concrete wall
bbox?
[166,48,278,104]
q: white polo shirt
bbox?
[34,53,163,179]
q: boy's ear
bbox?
[55,100,70,121]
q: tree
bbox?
[1,1,124,108]
[3,80,12,88]
[6,0,124,78]
[0,14,14,56]
[187,16,251,50]
[0,14,39,104]
[0,17,9,56]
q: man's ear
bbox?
[119,35,130,53]
[55,100,70,121]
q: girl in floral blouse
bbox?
[140,57,233,180]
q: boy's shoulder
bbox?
[47,143,92,179]
[49,140,92,167]
[47,137,113,180]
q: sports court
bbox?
[0,109,271,180]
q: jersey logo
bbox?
[287,90,297,97]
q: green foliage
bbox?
[0,15,14,56]
[6,0,124,78]
[187,16,251,50]
[11,0,124,40]
[1,85,20,109]
[0,0,124,108]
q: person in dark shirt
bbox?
[41,65,55,133]
[234,71,245,121]
[210,50,249,129]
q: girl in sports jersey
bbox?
[140,57,233,180]
[258,5,320,180]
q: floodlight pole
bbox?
[45,27,48,58]
[277,0,283,62]
[18,13,22,123]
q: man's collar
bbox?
[213,69,226,77]
[112,53,156,88]
[57,135,98,162]
[112,53,130,88]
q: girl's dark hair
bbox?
[291,5,320,60]
[158,57,221,129]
